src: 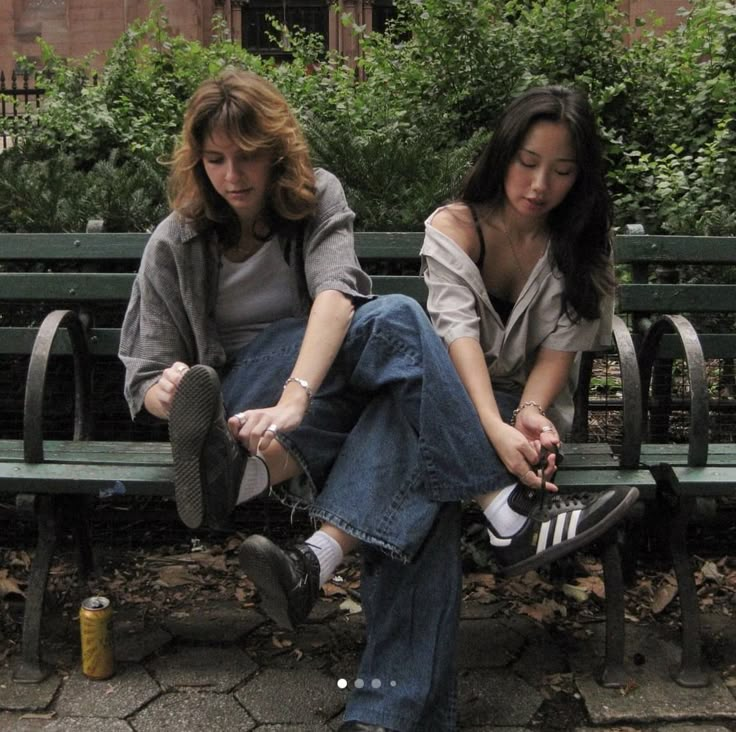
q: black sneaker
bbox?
[489,484,639,576]
[238,535,320,630]
[169,365,269,529]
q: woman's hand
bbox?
[144,362,190,420]
[488,420,558,492]
[513,407,563,485]
[227,396,308,455]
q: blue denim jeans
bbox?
[220,295,517,731]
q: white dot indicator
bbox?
[337,678,348,689]
[355,678,365,689]
[372,678,381,689]
[390,680,397,687]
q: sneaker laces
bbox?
[510,445,582,522]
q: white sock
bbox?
[305,530,344,586]
[236,455,270,505]
[483,483,525,538]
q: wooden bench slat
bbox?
[654,333,736,359]
[0,231,425,261]
[0,327,121,355]
[0,440,171,465]
[618,284,736,313]
[0,461,173,494]
[371,275,427,302]
[616,235,736,263]
[668,466,736,495]
[2,272,135,301]
[0,233,149,259]
[555,469,657,499]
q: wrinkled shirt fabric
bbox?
[420,207,613,435]
[119,168,372,419]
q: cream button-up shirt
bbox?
[420,208,613,436]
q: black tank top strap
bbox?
[469,204,486,271]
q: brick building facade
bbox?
[0,0,692,78]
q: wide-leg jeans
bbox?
[220,295,517,730]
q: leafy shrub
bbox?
[1,0,735,234]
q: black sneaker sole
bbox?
[239,535,298,631]
[169,365,221,529]
[500,486,640,577]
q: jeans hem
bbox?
[342,709,455,732]
[309,506,410,563]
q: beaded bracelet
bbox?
[283,376,313,408]
[510,400,546,426]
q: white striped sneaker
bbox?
[488,485,639,576]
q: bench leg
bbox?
[668,495,709,687]
[13,495,57,683]
[599,528,627,687]
[64,496,95,579]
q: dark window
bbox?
[371,0,397,34]
[243,1,328,60]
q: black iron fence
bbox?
[0,69,44,150]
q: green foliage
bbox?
[0,146,167,232]
[2,0,735,234]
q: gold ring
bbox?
[265,423,279,434]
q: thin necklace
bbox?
[500,224,545,280]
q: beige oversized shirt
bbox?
[420,208,613,436]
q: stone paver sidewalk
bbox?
[1,595,735,731]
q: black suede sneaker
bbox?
[169,365,269,529]
[489,484,639,576]
[238,535,321,630]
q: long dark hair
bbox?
[461,85,614,320]
[169,68,316,248]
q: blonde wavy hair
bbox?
[169,67,316,245]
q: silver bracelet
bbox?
[510,400,546,426]
[283,376,313,405]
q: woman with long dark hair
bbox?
[421,85,633,569]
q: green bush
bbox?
[1,0,734,234]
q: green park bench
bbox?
[614,234,736,687]
[1,229,729,690]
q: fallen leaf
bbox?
[466,572,496,589]
[0,576,25,599]
[700,560,723,582]
[321,582,347,597]
[340,598,363,615]
[651,577,678,614]
[562,583,590,603]
[573,575,606,600]
[156,565,205,588]
[518,599,566,623]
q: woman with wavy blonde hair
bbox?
[120,67,479,731]
[169,69,316,238]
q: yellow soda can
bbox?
[79,596,114,679]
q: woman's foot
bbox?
[487,484,640,575]
[169,365,269,529]
[238,535,321,630]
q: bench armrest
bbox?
[638,314,708,467]
[24,309,92,463]
[611,314,643,468]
